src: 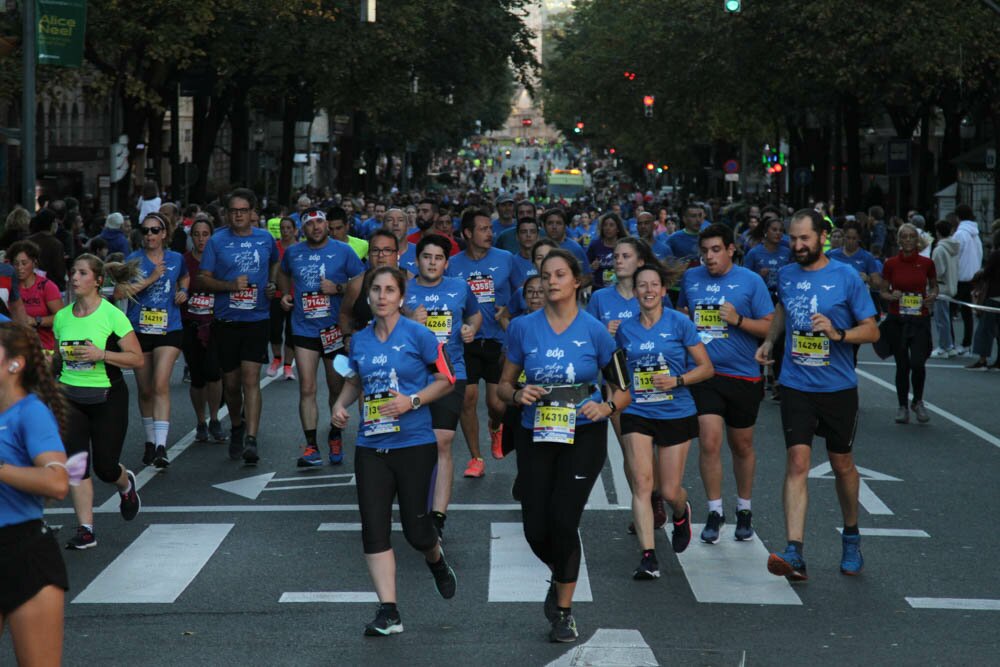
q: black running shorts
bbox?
[779,386,859,454]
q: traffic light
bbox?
[609,148,616,155]
[522,118,533,127]
[724,0,741,13]
[643,95,655,118]
[623,70,636,81]
[645,162,655,171]
[661,164,669,171]
[574,121,584,134]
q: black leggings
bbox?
[182,320,221,388]
[515,420,607,584]
[890,315,932,406]
[269,299,292,348]
[355,443,438,555]
[955,281,975,347]
[63,381,129,483]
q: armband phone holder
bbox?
[602,348,631,392]
[431,343,456,385]
[333,354,355,378]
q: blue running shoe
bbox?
[767,545,808,581]
[328,437,344,465]
[840,533,864,575]
[297,444,323,467]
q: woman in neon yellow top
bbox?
[53,254,145,551]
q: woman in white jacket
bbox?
[931,220,960,357]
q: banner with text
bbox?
[36,0,86,67]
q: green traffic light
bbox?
[725,0,741,13]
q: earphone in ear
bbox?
[8,362,19,372]
[366,297,371,306]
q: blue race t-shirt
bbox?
[349,316,440,449]
[398,242,419,276]
[125,249,187,335]
[506,253,538,316]
[651,235,674,261]
[505,309,616,430]
[281,238,365,339]
[405,276,479,381]
[615,310,700,420]
[827,247,880,276]
[777,261,876,392]
[446,247,516,343]
[0,394,65,527]
[559,238,592,275]
[586,286,638,326]
[744,244,792,294]
[677,265,774,379]
[200,227,279,321]
[666,229,701,262]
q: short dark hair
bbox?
[460,207,491,236]
[683,203,703,216]
[791,208,826,235]
[416,234,451,258]
[540,248,582,283]
[369,229,399,251]
[841,220,862,236]
[542,207,568,226]
[934,219,952,238]
[227,188,258,210]
[419,197,439,212]
[954,203,974,221]
[698,223,735,248]
[326,206,347,224]
[516,217,539,233]
[868,205,885,220]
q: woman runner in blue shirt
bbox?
[331,267,457,638]
[499,249,631,644]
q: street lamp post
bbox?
[22,0,36,210]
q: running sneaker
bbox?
[633,550,660,580]
[549,610,578,643]
[965,359,989,371]
[490,424,504,459]
[283,365,296,381]
[266,358,282,377]
[119,471,141,521]
[195,422,209,443]
[328,436,344,465]
[431,511,446,540]
[463,457,485,478]
[229,423,246,460]
[182,366,191,383]
[142,442,155,466]
[652,493,667,530]
[426,550,457,599]
[701,510,725,544]
[364,605,403,637]
[297,444,323,467]
[930,347,948,358]
[243,436,260,465]
[65,525,97,550]
[771,385,781,401]
[153,445,170,469]
[671,501,692,553]
[840,533,864,575]
[895,407,909,424]
[767,545,808,581]
[544,580,558,623]
[209,419,227,443]
[734,509,754,541]
[911,400,930,423]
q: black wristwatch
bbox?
[676,374,686,387]
[605,400,617,415]
[836,328,847,342]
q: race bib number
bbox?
[138,307,168,335]
[602,268,616,286]
[533,400,576,445]
[633,364,673,403]
[302,291,332,319]
[516,370,527,386]
[188,292,214,316]
[694,305,728,339]
[791,330,830,366]
[468,272,495,304]
[900,293,923,316]
[320,324,344,355]
[60,340,96,371]
[362,392,400,437]
[425,309,453,342]
[231,284,258,310]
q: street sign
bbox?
[793,166,812,186]
[886,139,911,176]
[723,158,739,174]
[724,173,739,182]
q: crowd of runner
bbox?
[1,169,999,658]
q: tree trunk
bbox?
[191,94,231,204]
[939,107,962,188]
[229,90,249,186]
[278,101,296,207]
[833,103,843,212]
[843,95,863,211]
[917,108,931,215]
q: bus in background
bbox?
[548,168,586,200]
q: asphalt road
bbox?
[3,345,999,666]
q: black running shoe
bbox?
[549,610,578,643]
[701,510,725,544]
[142,442,155,466]
[65,525,97,550]
[427,550,457,599]
[195,422,209,442]
[209,419,227,443]
[734,509,754,541]
[671,501,692,553]
[633,550,660,580]
[544,580,558,623]
[153,445,170,469]
[228,423,245,460]
[119,471,141,521]
[364,605,403,637]
[242,436,259,465]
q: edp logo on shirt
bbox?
[546,348,565,360]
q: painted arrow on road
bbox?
[213,472,355,500]
[809,462,901,515]
[545,629,657,667]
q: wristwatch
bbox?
[605,400,617,415]
[34,316,42,327]
[676,375,686,387]
[836,328,847,342]
[409,394,421,410]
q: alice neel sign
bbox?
[35,0,86,67]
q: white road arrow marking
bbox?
[809,462,900,515]
[212,472,275,500]
[545,629,657,667]
[213,472,355,499]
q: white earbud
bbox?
[8,362,19,372]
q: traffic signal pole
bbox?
[21,0,36,210]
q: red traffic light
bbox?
[773,163,783,173]
[609,148,616,155]
[643,95,655,107]
[645,162,655,171]
[623,71,636,81]
[575,121,585,129]
[522,118,533,127]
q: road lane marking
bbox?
[858,480,893,515]
[488,522,592,602]
[906,598,1000,611]
[318,522,401,531]
[857,369,1000,450]
[860,361,957,369]
[810,462,900,515]
[213,472,276,500]
[280,592,378,603]
[546,629,658,667]
[49,502,628,514]
[674,524,802,605]
[836,528,930,537]
[73,524,233,604]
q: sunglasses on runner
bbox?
[140,226,163,235]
